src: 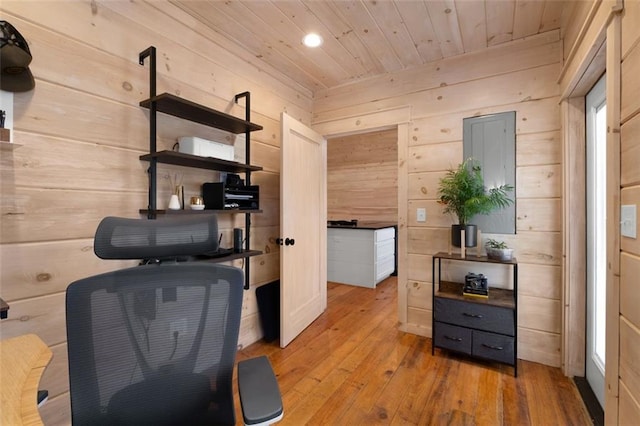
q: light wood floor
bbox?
[236,277,592,425]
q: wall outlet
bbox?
[417,208,426,222]
[621,205,637,239]
[170,318,188,338]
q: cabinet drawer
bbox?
[375,227,395,242]
[375,255,395,281]
[472,330,515,365]
[434,297,514,336]
[434,322,472,355]
[375,239,395,259]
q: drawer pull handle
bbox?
[444,335,463,342]
[481,343,504,351]
[463,312,484,319]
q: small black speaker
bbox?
[233,228,243,253]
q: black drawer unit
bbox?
[431,252,518,376]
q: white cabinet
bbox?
[327,226,396,288]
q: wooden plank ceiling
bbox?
[171,0,567,92]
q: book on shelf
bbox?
[462,286,489,299]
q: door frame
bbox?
[312,106,411,329]
[560,3,622,424]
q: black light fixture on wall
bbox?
[0,20,35,93]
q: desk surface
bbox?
[1,334,52,426]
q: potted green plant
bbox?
[485,238,514,261]
[438,158,514,247]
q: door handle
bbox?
[276,237,295,246]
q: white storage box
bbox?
[178,136,234,161]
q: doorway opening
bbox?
[313,107,410,329]
[325,128,399,291]
[327,128,398,224]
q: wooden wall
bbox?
[618,0,640,422]
[0,1,312,424]
[315,30,564,367]
[3,1,633,424]
[327,129,398,222]
[561,0,640,423]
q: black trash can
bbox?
[255,280,280,342]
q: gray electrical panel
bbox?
[463,111,516,235]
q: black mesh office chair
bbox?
[66,215,283,425]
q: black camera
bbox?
[464,272,488,295]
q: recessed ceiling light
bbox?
[302,33,323,48]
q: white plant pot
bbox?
[486,247,514,261]
[168,194,181,210]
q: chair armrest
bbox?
[237,356,283,425]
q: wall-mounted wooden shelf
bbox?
[139,150,263,173]
[192,249,263,263]
[140,93,263,134]
[139,208,263,215]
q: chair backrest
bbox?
[93,215,219,260]
[66,216,244,425]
